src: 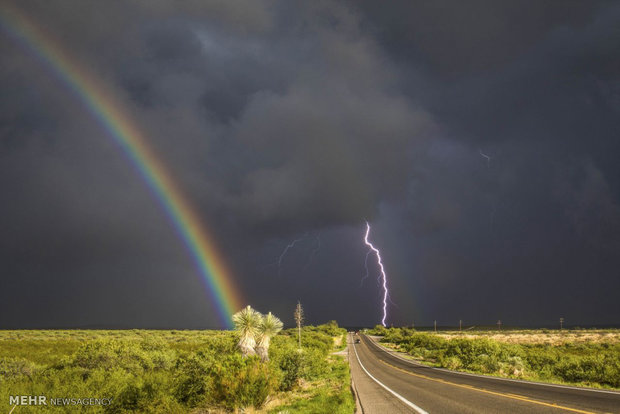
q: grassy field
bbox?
[436,329,620,345]
[0,324,354,413]
[369,326,620,390]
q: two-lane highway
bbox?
[349,333,620,413]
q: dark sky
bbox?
[1,0,619,329]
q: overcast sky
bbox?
[1,0,619,329]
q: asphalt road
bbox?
[349,333,620,414]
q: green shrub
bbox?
[270,337,330,390]
[470,354,500,373]
[441,356,463,370]
[0,328,354,412]
[172,354,213,407]
[444,337,500,366]
[554,354,620,387]
[383,328,406,344]
[368,325,388,336]
[0,357,37,380]
[316,320,342,336]
[271,341,304,391]
[269,356,354,414]
[301,348,330,380]
[67,339,176,375]
[208,354,278,410]
[108,372,182,413]
[301,331,333,355]
[379,330,620,388]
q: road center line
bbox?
[352,335,429,414]
[371,350,596,414]
[365,336,620,396]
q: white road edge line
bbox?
[352,336,429,414]
[364,335,620,396]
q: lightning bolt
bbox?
[303,232,322,271]
[361,247,399,309]
[364,222,390,326]
[277,233,307,275]
[479,149,491,169]
[360,249,372,287]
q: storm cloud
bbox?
[1,0,619,328]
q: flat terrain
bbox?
[374,327,620,390]
[351,333,620,413]
[0,326,354,413]
[436,330,620,345]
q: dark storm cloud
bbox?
[1,0,619,328]
[555,159,620,252]
[353,0,611,76]
[352,1,620,326]
[109,0,435,234]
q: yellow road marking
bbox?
[372,354,596,414]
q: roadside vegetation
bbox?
[368,326,620,389]
[0,319,353,413]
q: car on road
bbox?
[354,338,361,344]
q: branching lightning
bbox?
[360,249,372,287]
[302,232,322,271]
[309,232,322,264]
[278,238,303,267]
[277,233,307,275]
[363,222,390,326]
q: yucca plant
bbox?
[294,301,304,349]
[232,305,262,357]
[256,312,283,362]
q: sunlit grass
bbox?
[0,325,354,413]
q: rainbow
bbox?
[0,5,242,328]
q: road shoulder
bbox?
[347,333,417,413]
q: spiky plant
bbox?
[256,312,283,362]
[232,305,262,357]
[294,301,304,349]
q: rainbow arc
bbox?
[0,4,242,327]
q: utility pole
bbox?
[497,320,502,331]
[560,317,564,331]
[434,320,437,332]
[459,319,462,332]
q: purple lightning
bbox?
[364,222,389,326]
